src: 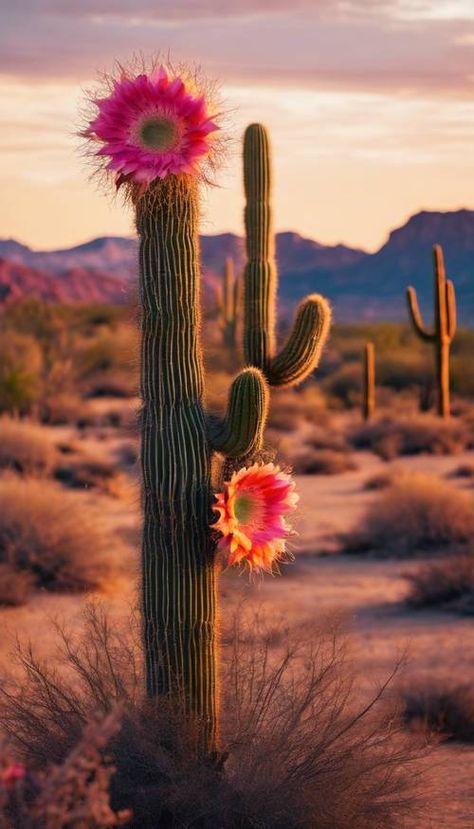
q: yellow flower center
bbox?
[234,494,254,524]
[138,117,179,151]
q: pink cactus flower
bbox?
[212,463,299,574]
[84,65,219,188]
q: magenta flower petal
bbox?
[85,64,219,189]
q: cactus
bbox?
[363,341,375,421]
[243,124,331,388]
[216,257,242,351]
[407,244,457,418]
[137,177,269,753]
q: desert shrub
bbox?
[292,448,357,475]
[323,363,361,408]
[267,403,303,433]
[0,565,34,607]
[406,556,474,611]
[0,478,115,593]
[349,415,470,460]
[77,325,138,399]
[304,424,349,452]
[84,372,137,399]
[451,354,474,398]
[54,457,129,499]
[267,387,328,433]
[40,392,93,426]
[0,606,426,829]
[0,708,129,828]
[0,418,56,476]
[403,682,474,743]
[449,463,474,480]
[346,474,474,556]
[116,441,138,469]
[0,333,43,415]
[375,352,428,392]
[364,471,397,491]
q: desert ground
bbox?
[1,306,474,825]
[1,393,474,826]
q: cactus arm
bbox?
[243,124,277,373]
[433,244,445,281]
[267,294,331,387]
[208,367,269,458]
[446,279,457,341]
[406,286,435,341]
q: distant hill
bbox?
[1,209,473,323]
[0,258,130,305]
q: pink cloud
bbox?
[0,1,473,98]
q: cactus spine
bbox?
[363,341,375,421]
[406,244,457,418]
[216,257,242,351]
[243,124,331,388]
[137,177,268,752]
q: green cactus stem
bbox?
[363,341,375,421]
[243,123,331,387]
[216,257,242,352]
[136,176,268,753]
[407,244,457,418]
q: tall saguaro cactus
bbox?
[243,124,331,387]
[406,244,457,418]
[216,257,242,351]
[138,179,268,751]
[84,64,269,754]
[363,341,375,421]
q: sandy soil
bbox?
[1,414,473,827]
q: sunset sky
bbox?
[1,0,474,251]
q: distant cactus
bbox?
[407,245,457,418]
[363,341,375,421]
[243,124,331,388]
[215,257,242,351]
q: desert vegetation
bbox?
[0,477,119,604]
[0,606,427,829]
[346,473,474,556]
[0,61,473,828]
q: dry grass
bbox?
[54,457,130,499]
[40,392,94,427]
[406,556,474,611]
[403,681,474,743]
[0,606,427,829]
[0,478,116,596]
[346,474,474,556]
[0,565,34,608]
[267,423,355,475]
[0,417,56,477]
[349,415,470,460]
[267,386,329,433]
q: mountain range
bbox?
[1,209,473,324]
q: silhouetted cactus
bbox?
[363,342,375,421]
[243,124,331,387]
[138,178,269,752]
[407,244,457,418]
[215,257,242,352]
